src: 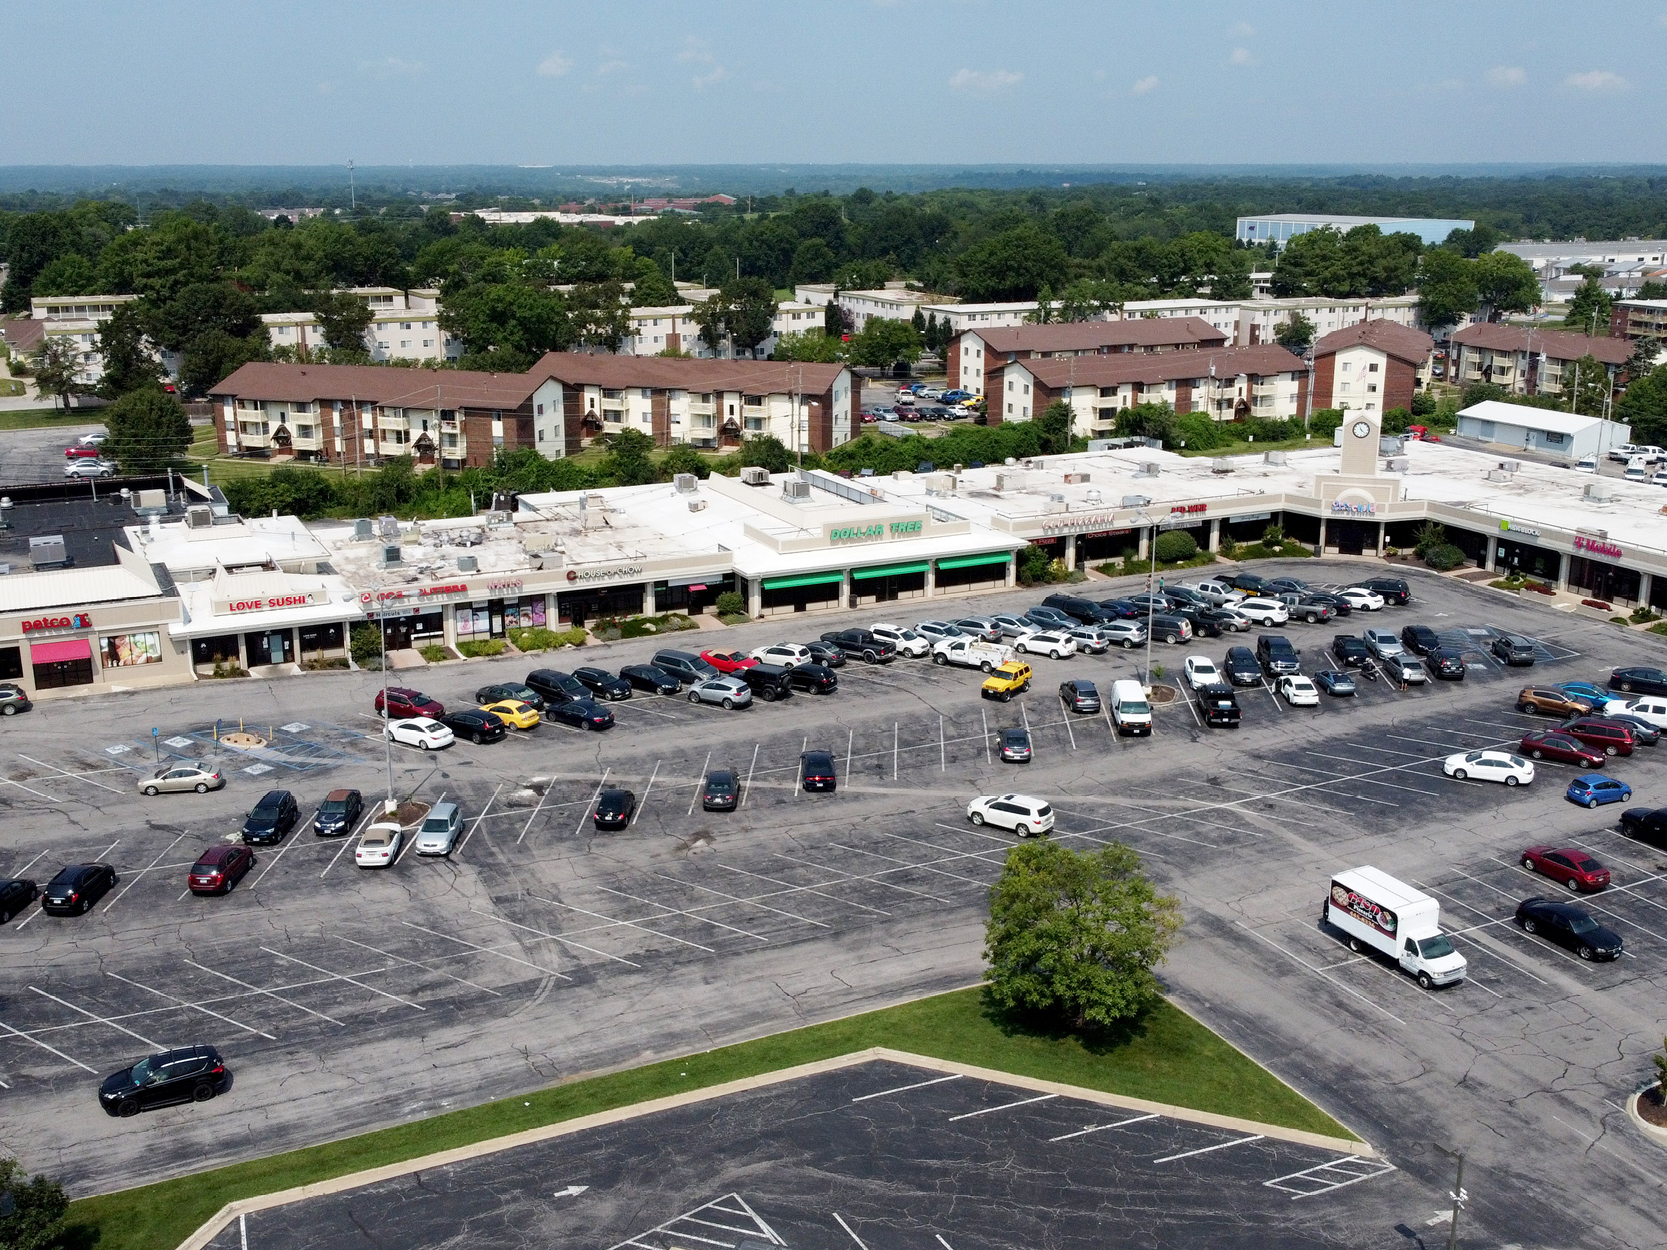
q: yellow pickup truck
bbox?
[981,661,1033,702]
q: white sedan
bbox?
[385,717,455,750]
[1236,597,1290,625]
[1278,675,1320,707]
[354,821,403,868]
[1183,656,1222,690]
[1013,630,1077,659]
[1443,750,1535,786]
[1338,587,1386,611]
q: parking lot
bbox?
[2,561,1666,1246]
[203,1057,1417,1250]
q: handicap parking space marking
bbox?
[1263,1155,1397,1199]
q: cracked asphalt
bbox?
[2,561,1665,1248]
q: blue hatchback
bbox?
[1566,773,1633,809]
[1557,681,1610,706]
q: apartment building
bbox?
[1310,321,1434,416]
[0,293,144,389]
[1237,214,1474,247]
[210,363,551,470]
[792,283,956,331]
[528,354,853,454]
[994,344,1307,437]
[260,288,461,364]
[945,317,1230,397]
[1238,294,1427,346]
[1447,324,1630,398]
[616,301,826,358]
[1610,299,1667,344]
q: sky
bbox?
[5,0,1661,168]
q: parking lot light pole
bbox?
[1136,511,1182,690]
[369,579,395,816]
[1433,1144,1466,1250]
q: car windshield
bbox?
[321,798,349,812]
[420,818,449,833]
[129,1056,157,1084]
[1567,913,1600,934]
[253,802,281,816]
[1417,935,1456,959]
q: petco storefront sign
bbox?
[20,613,93,633]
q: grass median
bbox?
[66,988,1349,1250]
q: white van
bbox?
[1110,679,1152,736]
[1625,457,1649,481]
[1323,866,1467,989]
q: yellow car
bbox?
[479,698,540,730]
[981,661,1033,702]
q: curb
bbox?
[171,1046,1369,1250]
[1626,1087,1667,1147]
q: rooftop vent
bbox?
[1085,488,1103,504]
[381,544,402,568]
[740,467,771,486]
[673,473,699,494]
[1499,459,1521,473]
[1212,458,1233,474]
[1121,494,1152,508]
[353,518,374,540]
[688,499,708,512]
[782,480,811,500]
[1263,451,1288,466]
[377,515,400,541]
[1388,457,1409,472]
[456,554,478,573]
[1004,458,1017,467]
[1486,469,1511,482]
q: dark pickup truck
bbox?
[818,629,897,663]
[1196,683,1242,727]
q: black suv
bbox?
[1041,593,1118,624]
[818,629,896,663]
[524,668,592,703]
[786,662,839,695]
[1230,571,1274,594]
[1256,635,1301,677]
[738,662,794,702]
[1359,576,1411,605]
[649,650,720,686]
[573,667,633,700]
[1400,624,1440,655]
[1222,645,1262,686]
[1196,683,1241,727]
[241,790,300,845]
[42,863,117,915]
[99,1045,228,1117]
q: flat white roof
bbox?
[1,562,165,613]
[1456,400,1613,436]
[125,516,330,574]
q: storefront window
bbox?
[0,646,21,680]
[101,632,162,667]
[245,629,295,666]
[191,635,242,667]
[31,638,93,689]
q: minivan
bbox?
[1110,679,1152,736]
[1256,635,1301,676]
[651,650,720,686]
[738,662,794,702]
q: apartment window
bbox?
[744,394,763,406]
[401,322,412,330]
[1007,380,1013,392]
[604,409,624,424]
[1023,384,1030,395]
[1007,402,1014,414]
[400,340,411,349]
[1341,362,1352,372]
[639,388,652,399]
[423,339,433,348]
[603,388,624,400]
[1367,362,1379,372]
[377,341,389,350]
[1366,383,1378,393]
[697,393,713,404]
[744,416,765,431]
[536,403,544,415]
[1022,406,1030,419]
[1340,382,1352,394]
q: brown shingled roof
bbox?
[1450,322,1630,365]
[527,352,846,392]
[1018,344,1305,389]
[966,317,1230,355]
[210,361,540,408]
[0,318,47,354]
[1312,319,1434,366]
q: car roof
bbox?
[195,845,239,862]
[256,790,290,804]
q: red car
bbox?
[374,687,444,719]
[188,844,255,894]
[65,444,103,459]
[1520,846,1610,892]
[700,649,758,674]
[1518,731,1605,767]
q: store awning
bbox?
[936,552,1013,570]
[852,562,930,580]
[30,638,91,663]
[762,571,845,591]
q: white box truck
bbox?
[1323,866,1467,989]
[931,637,1015,673]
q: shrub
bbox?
[1422,543,1466,571]
[1630,606,1659,623]
[1582,598,1613,611]
[1653,622,1667,637]
[1413,520,1448,558]
[418,644,450,663]
[1218,533,1238,559]
[1262,521,1284,546]
[349,623,383,663]
[510,626,585,651]
[1611,616,1631,626]
[1153,530,1199,563]
[457,638,506,658]
[1017,543,1057,585]
[715,590,745,616]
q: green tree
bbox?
[1415,248,1481,331]
[178,329,268,397]
[96,302,163,398]
[569,280,634,353]
[1442,223,1503,258]
[629,257,679,307]
[600,428,659,486]
[1624,335,1661,381]
[30,337,81,411]
[740,433,794,473]
[102,386,194,471]
[1561,353,1614,416]
[30,251,99,296]
[0,1156,70,1250]
[1057,278,1125,323]
[1653,1036,1667,1102]
[1562,277,1613,336]
[984,839,1182,1030]
[1460,381,1509,409]
[1472,250,1541,315]
[312,290,373,356]
[1016,543,1053,585]
[846,317,922,369]
[440,281,570,362]
[1036,398,1075,454]
[770,329,845,363]
[723,277,779,357]
[952,222,1070,302]
[1616,364,1667,444]
[1274,311,1317,352]
[788,238,838,285]
[1153,529,1198,563]
[659,444,711,480]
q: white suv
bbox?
[869,623,930,658]
[750,643,811,668]
[1236,597,1289,625]
[967,793,1055,836]
[1013,630,1077,659]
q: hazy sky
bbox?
[7,0,1659,167]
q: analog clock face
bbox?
[1351,420,1372,438]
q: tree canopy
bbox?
[102,387,195,471]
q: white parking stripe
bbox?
[29,986,163,1049]
[0,1016,97,1072]
[528,890,714,954]
[455,782,503,856]
[1049,1112,1160,1142]
[947,1092,1057,1121]
[182,960,345,1027]
[471,908,642,968]
[689,749,712,816]
[650,872,832,929]
[594,884,769,942]
[333,933,502,996]
[572,770,610,837]
[260,947,426,1010]
[1237,923,1406,1026]
[106,831,189,908]
[250,813,316,887]
[103,970,277,1040]
[1153,1134,1264,1163]
[18,752,123,793]
[399,919,572,980]
[850,1073,962,1103]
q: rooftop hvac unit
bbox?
[1486,469,1511,482]
[1121,494,1151,508]
[354,518,374,539]
[186,505,213,529]
[485,510,512,526]
[1500,460,1521,473]
[1583,482,1614,501]
[134,488,167,514]
[1211,458,1233,474]
[930,474,957,493]
[1134,461,1161,478]
[892,469,913,480]
[673,473,698,494]
[585,494,605,510]
[688,499,708,512]
[456,555,478,573]
[490,491,519,514]
[377,515,400,540]
[1389,457,1410,472]
[740,466,771,486]
[994,472,1017,491]
[29,535,67,566]
[1264,451,1288,466]
[381,544,402,567]
[1063,472,1091,484]
[1044,493,1067,514]
[1379,436,1405,455]
[782,480,811,500]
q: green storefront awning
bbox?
[936,552,1014,570]
[852,562,930,580]
[762,571,846,591]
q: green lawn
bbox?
[0,407,98,430]
[64,988,1348,1250]
[1177,432,1333,459]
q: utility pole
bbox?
[1433,1145,1467,1250]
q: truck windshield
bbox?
[1118,701,1151,715]
[1417,935,1455,960]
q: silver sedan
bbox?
[138,763,225,796]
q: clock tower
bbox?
[1338,405,1381,476]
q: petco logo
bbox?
[21,613,92,632]
[1574,535,1623,559]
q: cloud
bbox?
[1485,65,1526,87]
[596,60,627,76]
[536,50,574,77]
[1228,47,1256,66]
[316,81,335,96]
[1131,75,1159,95]
[360,56,425,79]
[1564,69,1630,91]
[692,65,728,89]
[678,37,714,64]
[1231,21,1256,36]
[948,67,1023,93]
